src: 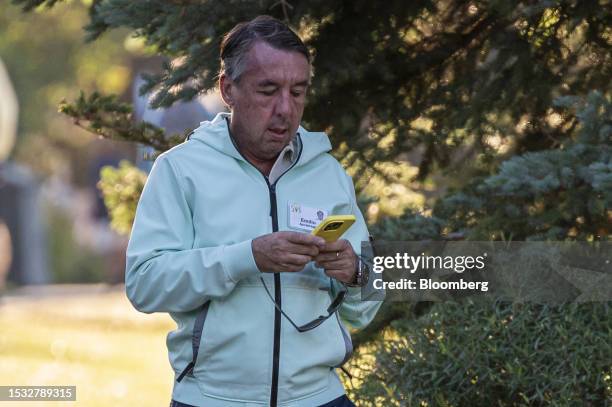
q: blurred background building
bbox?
[0,57,49,288]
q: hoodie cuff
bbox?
[331,279,363,300]
[223,239,260,283]
[345,286,363,298]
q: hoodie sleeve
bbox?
[331,171,383,330]
[125,154,260,314]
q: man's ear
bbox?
[219,74,234,108]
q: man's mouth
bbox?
[268,127,287,135]
[267,127,289,141]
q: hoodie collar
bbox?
[190,112,332,167]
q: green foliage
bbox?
[348,300,612,406]
[11,0,65,12]
[11,0,611,239]
[60,92,185,153]
[370,208,445,241]
[434,91,611,241]
[354,93,609,362]
[97,160,147,235]
[12,0,611,179]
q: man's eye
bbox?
[259,89,275,96]
[291,90,303,97]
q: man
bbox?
[126,15,381,407]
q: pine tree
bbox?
[13,0,611,180]
[435,90,611,241]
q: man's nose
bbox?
[273,89,292,117]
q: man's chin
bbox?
[260,143,288,159]
[265,135,291,148]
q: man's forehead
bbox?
[242,41,310,83]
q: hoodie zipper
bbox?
[225,121,302,407]
[263,147,301,407]
[266,179,282,407]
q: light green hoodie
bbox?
[126,112,381,406]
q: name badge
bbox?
[288,201,328,232]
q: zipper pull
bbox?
[269,182,276,218]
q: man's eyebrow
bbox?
[256,80,279,87]
[256,80,309,87]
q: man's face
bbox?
[221,41,310,162]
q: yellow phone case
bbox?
[311,215,356,242]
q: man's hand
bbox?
[252,231,326,273]
[314,239,358,284]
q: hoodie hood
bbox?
[190,112,332,166]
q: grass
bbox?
[0,285,383,406]
[0,286,175,406]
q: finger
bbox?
[314,251,344,263]
[283,242,320,257]
[281,253,313,269]
[314,244,353,262]
[283,231,326,247]
[319,239,352,253]
[315,257,352,270]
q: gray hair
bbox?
[219,15,311,82]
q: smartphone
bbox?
[311,215,356,242]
